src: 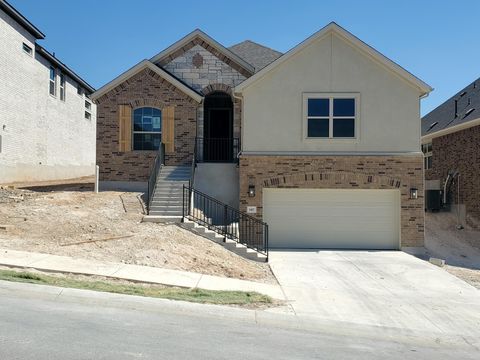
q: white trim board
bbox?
[234,22,432,96]
[91,60,203,103]
[422,117,480,142]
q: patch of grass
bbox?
[0,269,272,306]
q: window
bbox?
[133,107,162,150]
[49,67,56,96]
[22,43,32,55]
[59,73,66,101]
[84,111,91,120]
[422,142,432,170]
[84,99,92,119]
[85,100,91,110]
[305,94,357,138]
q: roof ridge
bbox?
[229,39,282,55]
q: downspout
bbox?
[232,90,243,160]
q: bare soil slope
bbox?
[0,183,275,284]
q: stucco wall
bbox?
[0,9,96,183]
[241,33,422,153]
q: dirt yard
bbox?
[425,211,480,289]
[0,179,275,284]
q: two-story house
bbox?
[0,0,96,183]
[93,23,431,253]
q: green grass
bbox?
[0,269,272,306]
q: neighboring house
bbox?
[422,78,480,227]
[93,23,431,251]
[0,0,96,183]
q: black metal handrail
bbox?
[182,185,268,259]
[195,137,240,163]
[146,143,165,214]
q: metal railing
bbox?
[146,143,165,214]
[195,137,240,163]
[182,185,268,259]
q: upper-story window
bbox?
[305,94,357,138]
[49,67,56,96]
[85,99,92,120]
[59,73,66,101]
[22,43,32,56]
[422,142,432,170]
[133,107,162,150]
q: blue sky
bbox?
[10,0,480,115]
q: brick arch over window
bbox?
[127,98,168,110]
[202,83,233,97]
[262,171,402,189]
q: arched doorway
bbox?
[203,91,233,162]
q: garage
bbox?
[263,188,400,249]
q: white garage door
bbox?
[263,189,400,249]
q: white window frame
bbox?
[422,142,432,170]
[22,42,32,56]
[49,67,56,97]
[59,73,66,101]
[303,93,360,141]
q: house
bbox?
[0,0,96,184]
[422,78,480,227]
[92,23,431,252]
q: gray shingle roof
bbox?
[229,40,282,72]
[422,77,480,136]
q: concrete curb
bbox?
[0,248,285,299]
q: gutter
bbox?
[421,117,480,142]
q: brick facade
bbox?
[96,68,198,182]
[425,125,480,226]
[239,155,424,247]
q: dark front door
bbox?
[204,92,233,162]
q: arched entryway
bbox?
[203,91,233,162]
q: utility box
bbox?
[425,189,441,211]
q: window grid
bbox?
[133,107,162,151]
[306,97,356,138]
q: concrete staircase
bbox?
[145,166,190,222]
[180,219,267,262]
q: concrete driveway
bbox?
[269,250,480,338]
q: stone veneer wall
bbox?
[95,68,198,182]
[425,125,480,226]
[162,44,247,140]
[239,155,424,247]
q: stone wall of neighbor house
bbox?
[239,155,424,247]
[0,8,96,183]
[425,125,480,226]
[95,68,198,182]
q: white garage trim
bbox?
[263,188,401,249]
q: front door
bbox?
[203,92,233,162]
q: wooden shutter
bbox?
[162,106,175,153]
[118,105,132,152]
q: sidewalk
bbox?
[0,248,285,299]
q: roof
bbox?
[91,60,203,103]
[0,0,45,39]
[228,40,282,72]
[234,22,433,96]
[422,77,480,138]
[150,29,255,75]
[36,45,95,94]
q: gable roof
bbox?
[0,0,45,39]
[234,22,433,97]
[150,29,255,76]
[422,77,480,139]
[90,60,203,103]
[229,40,282,72]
